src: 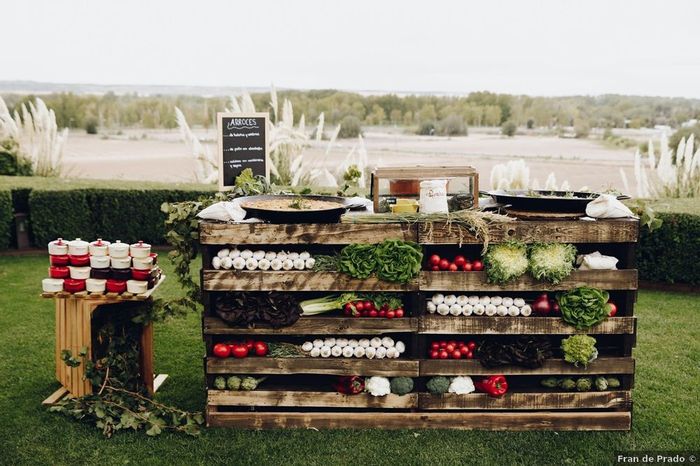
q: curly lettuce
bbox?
[528,243,577,284]
[557,287,610,330]
[484,241,528,284]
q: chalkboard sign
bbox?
[217,112,269,190]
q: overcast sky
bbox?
[3,0,700,97]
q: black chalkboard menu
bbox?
[217,112,269,190]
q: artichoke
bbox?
[595,376,609,391]
[606,377,621,389]
[559,378,576,391]
[226,375,242,390]
[213,376,226,390]
[576,377,593,392]
[540,377,560,388]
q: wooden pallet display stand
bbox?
[41,277,168,405]
[199,219,638,430]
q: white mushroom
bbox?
[508,305,520,317]
[282,259,294,270]
[270,258,283,270]
[342,346,354,358]
[395,341,406,354]
[353,347,366,358]
[456,295,469,306]
[245,258,258,270]
[502,297,514,307]
[217,248,230,259]
[304,258,316,269]
[365,347,377,359]
[264,251,277,260]
[449,304,462,316]
[240,249,253,259]
[490,296,503,306]
[376,347,387,359]
[370,337,382,348]
[496,305,508,316]
[444,294,457,306]
[381,337,395,348]
[485,304,497,316]
[427,302,437,314]
[331,346,343,357]
[293,258,305,270]
[257,258,271,271]
[299,251,311,260]
[520,304,532,316]
[468,295,480,305]
[473,304,485,315]
[431,294,445,305]
[232,257,246,270]
[437,303,450,316]
[462,304,474,316]
[212,256,222,270]
[222,257,233,270]
[229,248,241,258]
[320,346,332,358]
[310,347,321,357]
[301,341,313,352]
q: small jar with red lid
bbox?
[89,238,110,256]
[69,254,90,266]
[49,266,70,279]
[131,268,151,281]
[48,238,69,266]
[63,279,86,293]
[130,240,152,258]
[106,279,127,293]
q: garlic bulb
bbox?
[313,339,324,348]
[353,347,365,358]
[304,258,316,269]
[257,258,271,270]
[348,339,359,348]
[270,258,283,270]
[496,305,508,316]
[320,346,331,357]
[376,347,387,359]
[444,294,457,306]
[508,305,520,317]
[386,347,399,359]
[211,256,222,270]
[480,296,491,305]
[456,295,469,306]
[217,248,230,259]
[301,341,313,352]
[381,337,395,348]
[365,347,376,359]
[462,304,474,316]
[342,346,354,358]
[288,252,299,260]
[282,259,294,270]
[450,304,462,316]
[240,249,253,259]
[229,248,241,258]
[473,304,485,315]
[468,295,480,305]
[252,250,265,260]
[331,345,342,357]
[310,347,321,357]
[336,338,348,348]
[277,251,288,261]
[431,294,445,305]
[299,251,310,260]
[395,341,406,354]
[502,297,514,307]
[264,251,277,260]
[370,337,382,348]
[221,257,233,270]
[437,303,450,315]
[232,257,246,270]
[245,258,258,270]
[359,338,370,348]
[513,298,526,308]
[485,304,497,316]
[293,259,305,270]
[490,296,503,306]
[427,302,437,313]
[520,304,532,316]
[324,337,336,347]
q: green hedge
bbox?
[29,189,213,246]
[638,212,700,285]
[0,190,12,249]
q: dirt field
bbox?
[62,128,642,191]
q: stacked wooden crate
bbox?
[199,219,638,430]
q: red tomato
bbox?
[386,310,395,319]
[431,265,440,271]
[472,260,484,271]
[445,343,456,353]
[608,302,618,317]
[254,341,268,357]
[448,340,457,346]
[451,350,462,359]
[461,262,473,271]
[395,308,404,318]
[231,345,248,358]
[212,343,230,358]
[454,255,467,267]
[465,350,474,359]
[439,341,447,348]
[369,309,378,318]
[430,350,439,359]
[429,254,441,266]
[438,259,450,270]
[448,263,458,272]
[467,341,476,351]
[438,350,449,359]
[354,301,365,312]
[431,342,440,350]
[244,338,255,350]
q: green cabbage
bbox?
[484,241,528,284]
[561,335,598,367]
[557,287,610,330]
[528,243,577,284]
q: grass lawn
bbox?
[0,255,698,466]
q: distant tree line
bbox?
[2,90,699,134]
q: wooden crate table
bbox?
[41,277,168,404]
[199,218,639,430]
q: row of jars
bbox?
[48,238,152,258]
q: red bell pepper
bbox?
[334,375,365,395]
[474,375,508,397]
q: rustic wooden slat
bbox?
[419,316,636,335]
[42,387,70,406]
[204,316,417,335]
[419,357,635,376]
[207,411,631,431]
[420,219,639,244]
[207,357,419,377]
[200,222,417,245]
[420,270,638,291]
[203,270,417,292]
[208,390,418,409]
[418,391,632,410]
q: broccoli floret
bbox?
[595,376,609,391]
[540,377,560,388]
[559,378,576,391]
[390,377,414,395]
[606,377,621,389]
[226,375,242,390]
[426,376,451,395]
[213,376,226,390]
[576,377,593,392]
[240,376,266,391]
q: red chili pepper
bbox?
[474,375,508,397]
[334,375,365,395]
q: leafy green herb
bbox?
[484,241,528,284]
[289,196,310,210]
[267,342,307,358]
[374,239,423,284]
[557,287,610,330]
[312,254,339,271]
[233,168,269,196]
[528,243,577,284]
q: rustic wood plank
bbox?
[419,357,635,376]
[200,222,417,245]
[419,316,636,335]
[420,270,638,291]
[153,374,169,393]
[418,391,631,410]
[207,411,631,431]
[420,219,639,244]
[42,387,70,406]
[207,357,419,377]
[203,270,417,292]
[208,390,418,409]
[203,316,418,335]
[140,323,155,396]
